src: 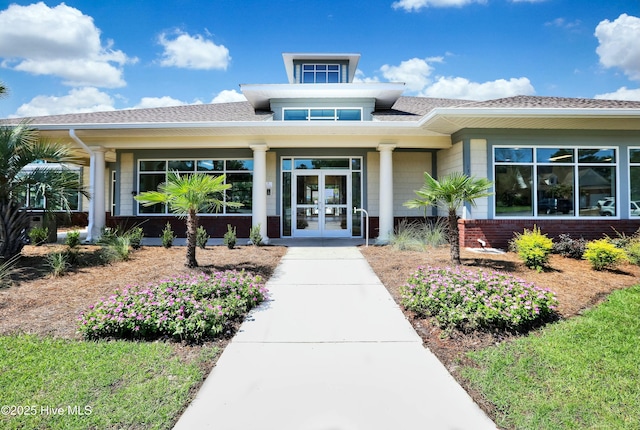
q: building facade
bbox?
[6,53,640,248]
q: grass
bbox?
[0,334,218,429]
[462,285,640,430]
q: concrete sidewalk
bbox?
[173,246,497,430]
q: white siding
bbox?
[469,139,489,219]
[119,153,134,216]
[266,151,277,216]
[435,142,464,217]
[367,151,380,216]
[437,141,463,178]
[393,152,431,217]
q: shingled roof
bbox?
[2,95,639,127]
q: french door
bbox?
[293,171,351,237]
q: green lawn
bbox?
[463,284,640,430]
[0,335,217,430]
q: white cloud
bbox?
[545,17,581,30]
[159,31,231,70]
[133,96,190,109]
[211,90,246,103]
[421,76,535,100]
[595,14,640,81]
[353,70,380,83]
[392,0,486,12]
[380,57,439,91]
[0,2,134,88]
[13,87,115,117]
[595,86,640,101]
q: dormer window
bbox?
[302,64,340,83]
[283,108,362,121]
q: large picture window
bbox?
[494,147,617,217]
[137,159,253,215]
[16,163,81,211]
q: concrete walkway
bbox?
[173,246,497,430]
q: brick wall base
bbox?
[460,218,640,250]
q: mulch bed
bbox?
[2,242,639,424]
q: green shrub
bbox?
[28,226,49,246]
[101,236,132,263]
[47,251,69,277]
[401,265,558,332]
[583,239,627,270]
[625,240,640,266]
[196,225,209,249]
[511,225,553,272]
[126,226,144,249]
[161,222,176,248]
[64,230,81,249]
[223,224,237,249]
[249,224,262,246]
[390,219,448,251]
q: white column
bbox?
[87,146,106,242]
[250,144,269,244]
[377,144,396,243]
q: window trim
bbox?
[493,145,619,219]
[136,158,253,216]
[629,147,640,218]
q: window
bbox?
[494,147,617,217]
[137,159,253,215]
[302,64,340,83]
[631,148,640,216]
[283,108,362,121]
[16,163,82,211]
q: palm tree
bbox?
[404,171,493,265]
[135,172,241,268]
[0,123,88,259]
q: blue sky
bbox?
[0,0,638,118]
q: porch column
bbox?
[87,146,106,242]
[377,143,396,243]
[250,144,269,244]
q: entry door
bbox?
[293,172,351,237]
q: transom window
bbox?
[302,64,340,83]
[137,159,252,215]
[283,108,362,121]
[494,147,617,217]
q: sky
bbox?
[0,0,639,118]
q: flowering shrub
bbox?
[401,266,558,332]
[79,271,266,341]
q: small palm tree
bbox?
[404,171,493,265]
[135,172,241,268]
[0,123,87,259]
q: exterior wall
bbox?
[367,151,380,216]
[119,152,134,216]
[460,218,640,250]
[393,151,432,217]
[468,139,489,219]
[266,151,277,216]
[434,141,464,217]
